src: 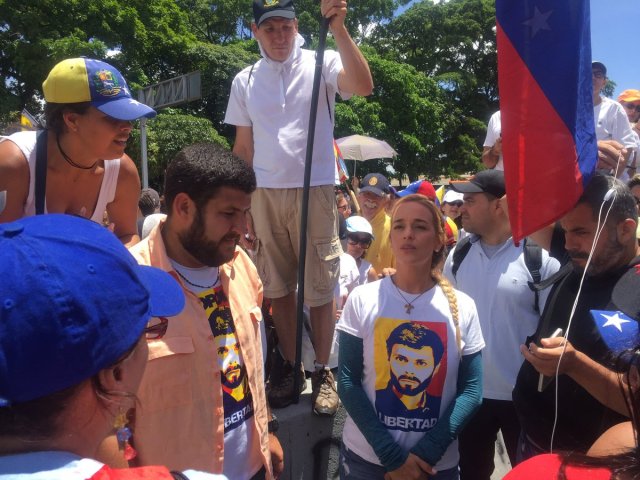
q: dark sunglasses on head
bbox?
[347,234,372,248]
[623,103,640,114]
[145,317,169,340]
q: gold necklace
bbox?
[391,276,431,314]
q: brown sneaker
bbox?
[311,368,339,416]
[267,357,305,409]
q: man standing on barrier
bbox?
[225,0,373,415]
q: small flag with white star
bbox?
[591,309,639,353]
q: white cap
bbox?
[442,190,464,204]
[345,216,374,238]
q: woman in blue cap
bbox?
[0,58,156,246]
[0,214,225,480]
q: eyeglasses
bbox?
[623,103,640,114]
[592,71,605,79]
[145,317,169,340]
[347,235,372,248]
[445,201,463,207]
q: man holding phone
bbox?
[513,174,640,462]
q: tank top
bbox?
[1,131,120,223]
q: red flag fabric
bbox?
[496,0,597,242]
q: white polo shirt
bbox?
[594,97,637,150]
[443,236,560,401]
[225,35,350,188]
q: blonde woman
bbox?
[336,194,484,480]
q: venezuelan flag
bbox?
[496,0,597,242]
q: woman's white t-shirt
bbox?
[336,276,484,470]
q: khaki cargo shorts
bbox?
[252,185,341,307]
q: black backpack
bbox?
[451,236,543,313]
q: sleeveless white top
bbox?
[1,131,120,223]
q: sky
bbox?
[395,0,638,99]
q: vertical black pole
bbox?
[293,16,331,403]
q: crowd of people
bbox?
[1,1,640,480]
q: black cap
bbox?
[592,61,607,77]
[451,170,506,198]
[360,173,391,197]
[253,0,296,26]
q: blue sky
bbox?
[395,1,638,98]
[590,1,638,98]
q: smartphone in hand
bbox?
[537,328,565,393]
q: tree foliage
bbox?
[126,110,228,190]
[1,0,495,178]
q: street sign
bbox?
[137,71,201,109]
[136,71,202,188]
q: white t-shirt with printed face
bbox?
[336,277,484,471]
[169,261,262,480]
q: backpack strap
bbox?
[530,262,573,292]
[451,235,473,281]
[523,238,543,313]
[247,62,256,85]
[525,267,573,347]
[34,129,48,215]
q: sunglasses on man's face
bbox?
[347,235,372,248]
[446,201,463,207]
[145,317,169,340]
[623,103,640,114]
[592,71,605,79]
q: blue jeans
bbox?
[340,444,459,480]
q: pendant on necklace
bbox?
[404,304,414,314]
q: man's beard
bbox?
[222,362,245,390]
[179,209,239,267]
[569,229,624,277]
[390,372,433,397]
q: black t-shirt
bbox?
[513,257,640,452]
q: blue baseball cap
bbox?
[0,215,184,405]
[360,173,391,197]
[43,58,156,121]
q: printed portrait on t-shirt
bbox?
[200,287,254,433]
[374,319,447,432]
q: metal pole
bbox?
[293,16,331,402]
[140,117,149,189]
